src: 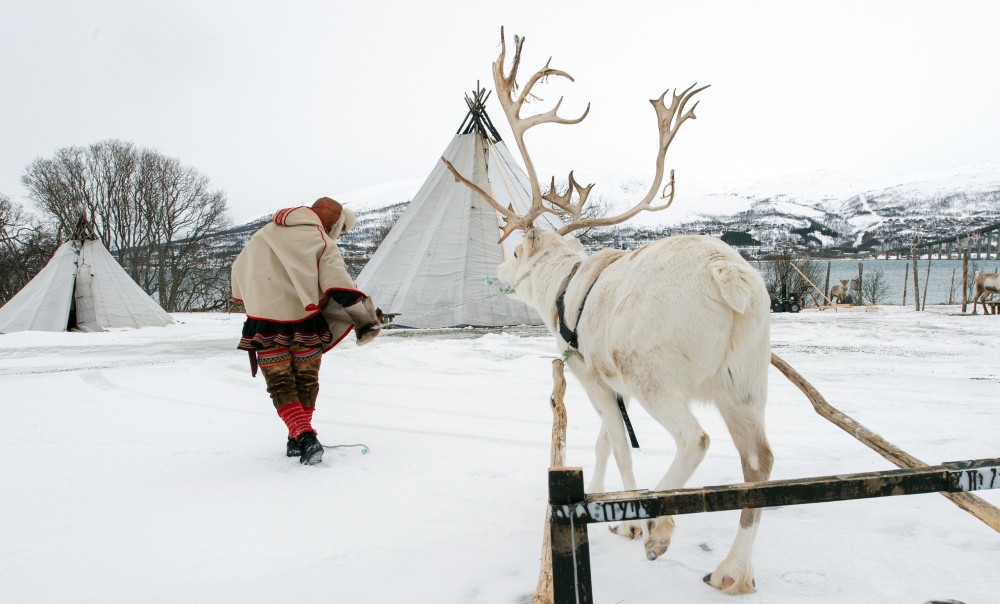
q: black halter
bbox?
[555,263,598,350]
[554,262,640,449]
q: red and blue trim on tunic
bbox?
[238,314,335,353]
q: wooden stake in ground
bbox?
[903,261,909,306]
[962,248,969,313]
[921,251,932,311]
[532,359,568,604]
[771,352,1000,533]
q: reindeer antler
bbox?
[443,27,589,242]
[443,28,706,242]
[555,84,709,235]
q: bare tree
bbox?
[138,150,230,312]
[21,140,231,311]
[0,194,58,305]
[861,267,891,305]
[761,252,824,305]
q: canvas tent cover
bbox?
[0,239,174,333]
[357,132,560,328]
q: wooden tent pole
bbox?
[532,359,568,604]
[771,352,1000,533]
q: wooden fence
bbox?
[547,458,1000,604]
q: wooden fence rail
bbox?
[548,458,1000,604]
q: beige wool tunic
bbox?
[231,206,364,346]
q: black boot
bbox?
[286,436,301,457]
[297,431,323,466]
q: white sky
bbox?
[3,1,999,223]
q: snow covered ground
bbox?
[2,306,998,604]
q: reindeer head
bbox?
[443,27,708,250]
[498,227,586,302]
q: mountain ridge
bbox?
[218,161,1000,262]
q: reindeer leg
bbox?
[642,402,709,560]
[579,379,643,540]
[704,400,773,595]
[587,422,612,494]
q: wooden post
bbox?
[857,262,864,305]
[912,247,921,311]
[549,468,593,604]
[824,261,831,301]
[962,248,969,313]
[532,360,568,604]
[770,353,1000,533]
[949,268,956,305]
[902,262,909,306]
[921,251,932,310]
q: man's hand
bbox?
[344,297,381,346]
[355,323,380,346]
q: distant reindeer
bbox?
[830,279,850,304]
[444,29,771,594]
[972,272,1000,314]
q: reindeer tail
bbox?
[709,256,759,315]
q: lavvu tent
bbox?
[0,228,174,333]
[356,89,561,328]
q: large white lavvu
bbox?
[0,235,173,333]
[356,89,561,328]
[444,29,774,594]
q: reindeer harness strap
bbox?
[555,261,641,449]
[555,263,584,348]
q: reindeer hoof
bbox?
[644,539,669,560]
[703,573,754,593]
[608,522,642,540]
[703,573,737,589]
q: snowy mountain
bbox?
[212,162,1000,260]
[567,161,1000,253]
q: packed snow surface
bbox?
[2,306,998,603]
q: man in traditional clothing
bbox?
[231,197,379,465]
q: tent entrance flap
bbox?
[74,263,97,331]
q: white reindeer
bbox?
[972,272,1000,314]
[445,30,772,595]
[829,279,850,304]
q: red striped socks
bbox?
[277,402,314,440]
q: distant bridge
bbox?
[882,220,1000,260]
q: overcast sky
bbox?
[3,1,999,223]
